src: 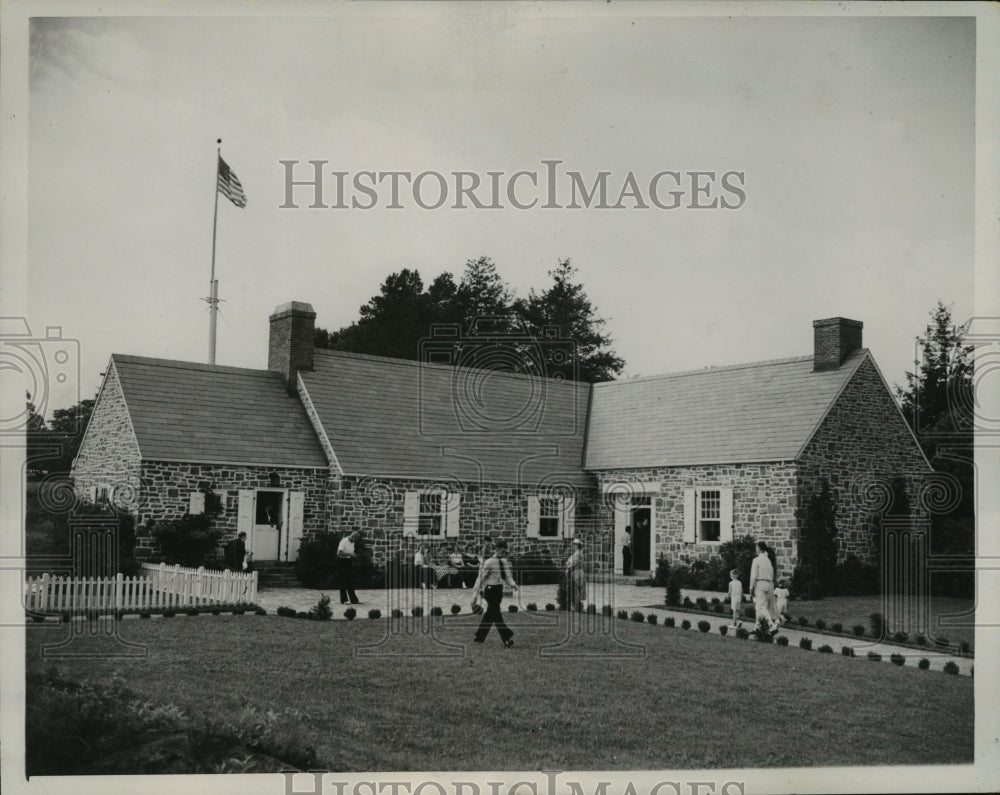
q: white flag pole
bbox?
[207,138,222,364]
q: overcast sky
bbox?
[23,8,977,416]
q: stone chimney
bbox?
[813,317,863,371]
[269,301,316,393]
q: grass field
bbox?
[26,611,973,772]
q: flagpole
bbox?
[208,139,221,364]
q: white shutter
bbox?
[613,495,628,574]
[88,486,97,502]
[286,491,305,561]
[445,492,461,537]
[188,491,205,515]
[561,495,575,539]
[683,488,696,543]
[719,487,734,543]
[526,495,540,538]
[237,490,254,551]
[403,490,420,537]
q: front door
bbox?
[630,502,651,572]
[252,490,285,561]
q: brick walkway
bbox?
[255,581,973,676]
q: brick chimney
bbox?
[813,317,863,371]
[269,301,316,393]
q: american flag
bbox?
[217,156,247,208]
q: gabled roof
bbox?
[111,355,328,468]
[584,350,867,470]
[299,349,592,487]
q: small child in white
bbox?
[774,578,790,626]
[727,568,744,627]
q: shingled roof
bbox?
[299,349,592,487]
[111,355,328,468]
[584,350,868,470]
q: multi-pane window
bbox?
[699,490,721,541]
[539,497,560,537]
[418,492,444,535]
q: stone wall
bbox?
[796,355,932,563]
[135,461,331,559]
[592,463,800,573]
[328,475,600,569]
[71,361,141,508]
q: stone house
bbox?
[73,304,931,576]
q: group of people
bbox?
[413,544,482,589]
[727,541,791,633]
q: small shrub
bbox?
[185,609,199,617]
[391,608,403,618]
[893,631,908,644]
[411,606,424,617]
[450,604,461,615]
[713,604,724,614]
[943,661,959,675]
[960,640,970,656]
[602,605,613,617]
[526,603,538,612]
[368,608,381,619]
[918,658,930,670]
[344,608,357,621]
[162,611,175,618]
[868,651,882,662]
[710,597,720,606]
[680,619,691,630]
[735,627,750,640]
[617,610,629,620]
[818,645,833,654]
[508,605,518,613]
[841,646,855,657]
[831,622,843,633]
[584,604,596,615]
[697,620,710,633]
[869,612,883,638]
[852,624,865,636]
[814,619,826,631]
[797,616,809,627]
[916,634,927,646]
[630,611,645,623]
[233,608,245,616]
[431,606,443,617]
[545,603,556,612]
[276,606,296,618]
[751,618,774,642]
[665,578,681,607]
[309,594,332,622]
[695,597,708,610]
[719,625,728,636]
[254,607,267,616]
[665,616,675,628]
[296,611,309,619]
[139,612,151,620]
[743,605,756,620]
[799,637,812,651]
[682,596,694,608]
[890,653,905,666]
[647,613,658,625]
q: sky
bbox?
[18,8,979,419]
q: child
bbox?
[774,578,790,626]
[727,568,744,627]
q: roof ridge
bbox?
[594,351,868,387]
[312,347,591,388]
[113,353,276,378]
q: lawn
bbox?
[26,611,973,772]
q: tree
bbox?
[453,256,514,333]
[26,396,94,476]
[515,259,624,382]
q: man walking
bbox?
[336,530,362,605]
[471,539,518,647]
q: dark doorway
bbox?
[631,501,651,572]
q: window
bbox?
[418,492,444,536]
[699,490,721,541]
[539,497,560,537]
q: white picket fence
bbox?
[24,564,257,613]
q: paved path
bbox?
[255,581,973,676]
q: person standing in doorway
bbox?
[471,539,518,647]
[336,530,362,605]
[749,541,776,634]
[622,526,633,576]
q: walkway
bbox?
[255,580,973,676]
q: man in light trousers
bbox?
[749,541,777,634]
